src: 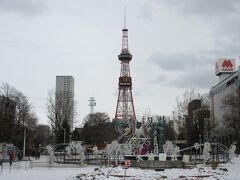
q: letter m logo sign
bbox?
[222,60,233,69]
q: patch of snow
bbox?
[1,156,240,180]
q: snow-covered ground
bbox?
[1,156,240,180]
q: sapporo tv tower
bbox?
[114,11,136,142]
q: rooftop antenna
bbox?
[124,6,126,29]
[88,97,96,114]
[121,6,129,53]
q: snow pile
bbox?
[70,157,240,180]
[70,166,226,180]
[1,156,240,180]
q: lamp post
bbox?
[23,120,26,160]
[199,134,202,156]
[60,127,66,144]
[63,128,66,144]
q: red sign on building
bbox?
[215,58,236,75]
[222,59,233,69]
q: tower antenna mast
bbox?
[124,6,126,29]
[114,8,136,142]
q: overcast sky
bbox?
[0,0,240,126]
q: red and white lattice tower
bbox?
[115,14,136,136]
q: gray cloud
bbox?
[215,15,240,44]
[149,52,219,89]
[138,5,153,21]
[162,0,240,17]
[0,0,47,15]
[152,67,217,89]
[149,52,215,71]
[147,0,240,90]
[165,68,217,89]
[148,74,167,84]
[161,0,240,54]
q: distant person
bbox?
[31,150,35,158]
[8,151,14,166]
[37,150,41,159]
[35,150,38,159]
[17,151,22,161]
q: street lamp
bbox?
[199,134,202,156]
[63,128,66,144]
[23,122,26,160]
[60,127,66,144]
[21,119,30,160]
[22,120,33,160]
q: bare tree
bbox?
[173,88,200,141]
[46,90,77,143]
[0,83,38,152]
[165,121,175,141]
[0,83,32,125]
[0,96,16,142]
[83,112,110,127]
[32,124,52,149]
[175,88,200,117]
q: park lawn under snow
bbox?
[1,157,240,180]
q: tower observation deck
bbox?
[114,17,136,142]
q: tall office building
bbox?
[209,59,240,145]
[210,59,239,128]
[55,76,74,131]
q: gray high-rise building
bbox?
[210,59,238,128]
[55,76,74,131]
[209,59,240,146]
